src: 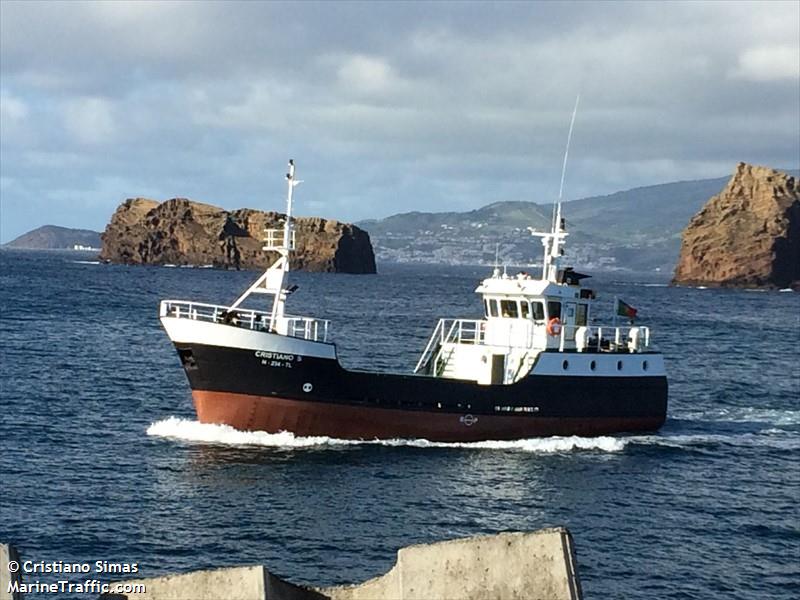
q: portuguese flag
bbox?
[616,298,638,319]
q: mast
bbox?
[228,159,301,328]
[268,159,301,323]
[531,205,567,282]
[282,160,297,273]
[530,95,579,283]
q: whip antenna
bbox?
[558,94,580,203]
[536,95,580,281]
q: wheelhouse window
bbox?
[520,301,530,319]
[500,300,519,318]
[547,301,562,320]
[484,299,491,318]
[530,301,545,321]
[489,299,499,318]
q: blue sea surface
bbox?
[1,250,798,599]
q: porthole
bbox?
[590,360,596,371]
[617,360,623,371]
[643,360,649,371]
[562,360,569,370]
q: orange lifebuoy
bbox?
[546,317,562,336]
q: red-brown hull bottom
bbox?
[193,390,663,442]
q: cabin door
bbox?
[564,302,577,341]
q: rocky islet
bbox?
[672,163,799,289]
[99,198,376,274]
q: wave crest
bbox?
[678,407,800,426]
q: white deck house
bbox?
[414,205,656,385]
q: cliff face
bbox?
[672,163,799,289]
[99,198,376,274]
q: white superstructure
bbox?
[414,203,660,385]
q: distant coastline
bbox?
[7,166,797,277]
[3,225,102,251]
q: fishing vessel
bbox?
[159,159,668,442]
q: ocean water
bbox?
[1,249,798,599]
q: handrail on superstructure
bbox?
[564,323,651,353]
[414,319,445,373]
[414,318,485,373]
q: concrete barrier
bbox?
[0,544,23,600]
[0,528,579,600]
[99,566,327,600]
[321,528,581,600]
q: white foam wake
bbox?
[146,417,627,453]
[72,260,100,265]
[678,407,800,426]
[629,431,800,451]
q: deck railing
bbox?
[414,317,652,372]
[559,324,650,353]
[160,300,329,343]
[414,318,485,373]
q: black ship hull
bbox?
[174,342,668,442]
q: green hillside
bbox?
[564,177,730,243]
[357,169,797,271]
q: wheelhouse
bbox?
[414,205,655,385]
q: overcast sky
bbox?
[1,0,798,242]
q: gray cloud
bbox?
[1,0,798,242]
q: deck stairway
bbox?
[414,319,484,376]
